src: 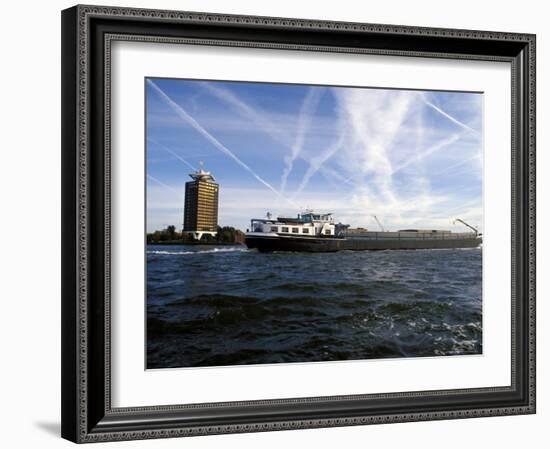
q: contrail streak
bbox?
[294,131,346,197]
[280,88,323,194]
[391,132,465,175]
[147,79,293,205]
[421,95,479,135]
[435,153,481,177]
[202,82,345,193]
[202,83,283,140]
[148,138,197,171]
[147,174,180,194]
[319,166,357,187]
[202,82,294,150]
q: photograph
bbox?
[145,78,484,369]
[58,4,536,443]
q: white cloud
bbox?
[148,81,483,234]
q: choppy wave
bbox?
[146,245,482,369]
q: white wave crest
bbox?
[147,247,247,256]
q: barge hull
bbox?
[245,236,343,252]
[245,236,482,253]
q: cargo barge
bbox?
[245,211,482,253]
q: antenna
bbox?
[373,215,385,232]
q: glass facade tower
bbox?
[183,169,219,233]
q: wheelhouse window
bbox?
[325,229,331,235]
[302,228,310,234]
[292,227,299,233]
[281,227,289,233]
[270,226,278,232]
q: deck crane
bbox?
[453,218,480,236]
[373,215,385,232]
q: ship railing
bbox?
[344,232,477,240]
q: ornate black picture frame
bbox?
[61,4,536,443]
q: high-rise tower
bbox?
[183,168,219,240]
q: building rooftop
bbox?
[189,168,216,182]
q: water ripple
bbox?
[146,245,482,368]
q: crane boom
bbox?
[373,215,385,232]
[454,218,478,235]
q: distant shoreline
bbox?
[147,241,245,246]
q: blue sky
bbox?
[146,78,483,233]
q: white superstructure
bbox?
[247,211,336,238]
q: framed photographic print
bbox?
[61,4,536,443]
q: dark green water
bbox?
[146,245,482,368]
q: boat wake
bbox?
[147,247,247,256]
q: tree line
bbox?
[146,225,244,244]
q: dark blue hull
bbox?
[245,235,482,253]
